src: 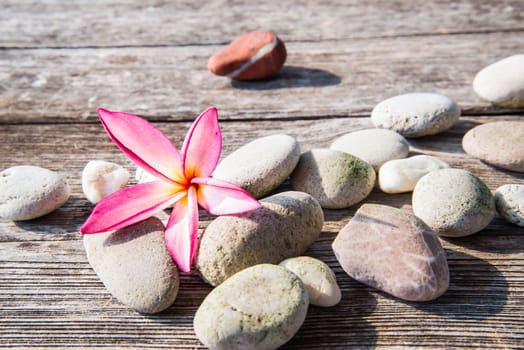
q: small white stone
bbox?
[135,166,157,184]
[371,92,461,138]
[280,256,341,307]
[0,165,70,221]
[473,55,524,107]
[494,184,524,227]
[378,155,449,194]
[330,128,409,171]
[82,160,129,204]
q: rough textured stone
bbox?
[83,217,179,314]
[412,168,495,237]
[473,54,524,107]
[279,256,341,307]
[332,204,449,301]
[330,128,409,171]
[462,121,524,173]
[196,191,324,286]
[290,149,375,209]
[371,92,461,138]
[81,160,130,204]
[0,165,70,221]
[494,184,524,227]
[194,264,308,350]
[378,155,449,194]
[213,134,300,198]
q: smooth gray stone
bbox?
[84,217,179,314]
[0,165,70,221]
[196,191,323,286]
[213,134,300,198]
[194,264,308,350]
[412,168,495,237]
[332,204,449,301]
[371,92,460,138]
[494,184,524,227]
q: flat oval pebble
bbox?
[494,184,524,227]
[279,256,341,307]
[332,204,449,301]
[194,264,308,350]
[473,55,524,107]
[290,149,375,209]
[213,134,300,198]
[371,93,461,138]
[0,165,70,221]
[82,160,130,204]
[196,191,324,286]
[83,217,179,314]
[413,168,495,237]
[330,128,409,171]
[378,155,449,194]
[462,121,524,173]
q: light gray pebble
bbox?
[378,155,449,194]
[0,165,70,221]
[196,191,324,286]
[462,121,524,173]
[83,217,179,314]
[279,256,341,307]
[371,92,461,138]
[135,166,157,183]
[330,128,409,171]
[213,134,300,198]
[194,264,308,350]
[412,168,495,237]
[473,55,524,108]
[82,160,129,204]
[494,184,524,227]
[332,204,449,301]
[290,149,375,209]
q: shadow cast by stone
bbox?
[231,66,341,90]
[14,195,89,234]
[411,249,508,320]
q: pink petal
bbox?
[182,107,221,179]
[192,177,261,215]
[165,186,199,272]
[81,181,185,233]
[98,108,186,185]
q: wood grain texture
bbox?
[1,0,523,48]
[1,31,524,124]
[1,116,523,349]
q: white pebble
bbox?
[494,184,524,227]
[280,256,341,307]
[379,155,449,194]
[82,160,129,204]
[135,166,157,183]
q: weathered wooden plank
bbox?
[1,32,523,123]
[1,0,523,48]
[0,116,523,348]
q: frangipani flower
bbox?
[81,107,261,272]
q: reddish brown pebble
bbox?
[208,30,287,80]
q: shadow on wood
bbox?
[231,66,341,90]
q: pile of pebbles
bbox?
[1,45,523,349]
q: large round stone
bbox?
[0,165,70,221]
[213,134,300,198]
[290,149,375,209]
[194,264,308,350]
[462,121,524,173]
[332,204,449,301]
[412,168,495,237]
[84,217,179,314]
[371,92,460,138]
[196,191,324,286]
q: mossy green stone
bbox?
[194,264,308,350]
[290,148,375,209]
[412,168,495,237]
